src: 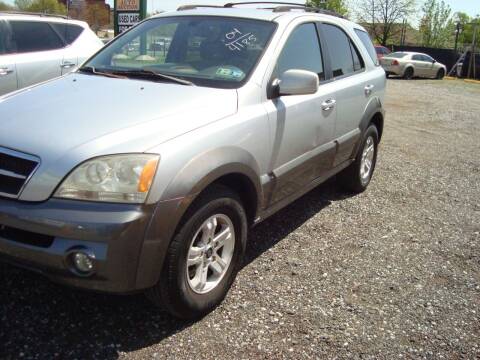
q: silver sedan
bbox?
[380,52,447,80]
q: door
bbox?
[49,22,85,74]
[0,20,17,96]
[422,54,437,77]
[8,20,65,89]
[411,54,430,77]
[320,23,370,166]
[265,23,337,204]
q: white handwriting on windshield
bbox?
[223,28,257,51]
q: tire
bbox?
[403,67,414,80]
[338,125,379,193]
[146,184,247,319]
[436,69,445,80]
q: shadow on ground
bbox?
[0,179,353,359]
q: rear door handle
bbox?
[364,84,375,95]
[321,99,336,111]
[0,67,14,76]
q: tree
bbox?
[15,0,66,14]
[80,3,110,34]
[419,0,454,48]
[306,0,350,17]
[356,0,417,46]
[0,1,13,10]
[454,12,480,48]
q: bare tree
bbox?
[356,0,416,45]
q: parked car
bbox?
[375,45,390,59]
[0,3,386,319]
[380,51,446,79]
[0,12,103,96]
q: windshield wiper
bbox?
[112,69,194,86]
[77,66,127,79]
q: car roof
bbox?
[0,12,88,27]
[152,6,355,27]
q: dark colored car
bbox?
[375,45,390,59]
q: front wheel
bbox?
[146,185,247,319]
[338,125,379,193]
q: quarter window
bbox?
[275,23,324,80]
[322,23,364,77]
[355,29,379,65]
[9,21,64,53]
[50,23,84,45]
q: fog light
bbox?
[72,252,94,274]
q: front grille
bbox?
[0,224,54,248]
[0,147,39,198]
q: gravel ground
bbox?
[1,79,479,359]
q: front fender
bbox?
[135,146,263,289]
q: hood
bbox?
[0,73,237,201]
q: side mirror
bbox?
[278,69,319,96]
[432,59,437,63]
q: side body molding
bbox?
[135,146,264,289]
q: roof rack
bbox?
[177,2,345,18]
[0,11,69,19]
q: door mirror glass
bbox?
[278,69,319,96]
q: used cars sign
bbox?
[114,0,145,35]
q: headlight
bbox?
[55,154,159,203]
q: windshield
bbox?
[388,52,408,58]
[83,16,276,88]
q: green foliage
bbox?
[419,0,454,48]
[14,0,66,14]
[454,12,480,48]
[0,1,13,10]
[306,0,349,17]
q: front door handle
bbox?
[61,61,76,69]
[0,67,14,76]
[364,84,375,95]
[321,99,336,111]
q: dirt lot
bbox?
[1,79,479,359]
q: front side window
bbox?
[322,23,364,78]
[0,21,6,55]
[275,23,324,80]
[84,16,276,88]
[9,21,64,53]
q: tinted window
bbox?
[355,29,379,65]
[276,23,324,80]
[423,54,434,62]
[0,21,6,55]
[389,52,408,58]
[350,42,364,71]
[322,24,363,77]
[412,54,424,61]
[50,23,84,45]
[10,21,64,53]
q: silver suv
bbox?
[0,12,103,96]
[0,3,385,319]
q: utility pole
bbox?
[468,21,478,79]
[453,22,461,57]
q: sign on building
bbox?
[114,0,146,35]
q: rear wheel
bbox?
[146,185,247,319]
[436,68,445,79]
[338,125,379,193]
[403,67,414,80]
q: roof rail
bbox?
[0,11,69,19]
[177,2,344,18]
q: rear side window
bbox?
[275,23,324,80]
[355,29,379,65]
[322,23,364,78]
[412,54,423,61]
[50,23,84,45]
[9,21,64,53]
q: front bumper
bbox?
[0,197,156,293]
